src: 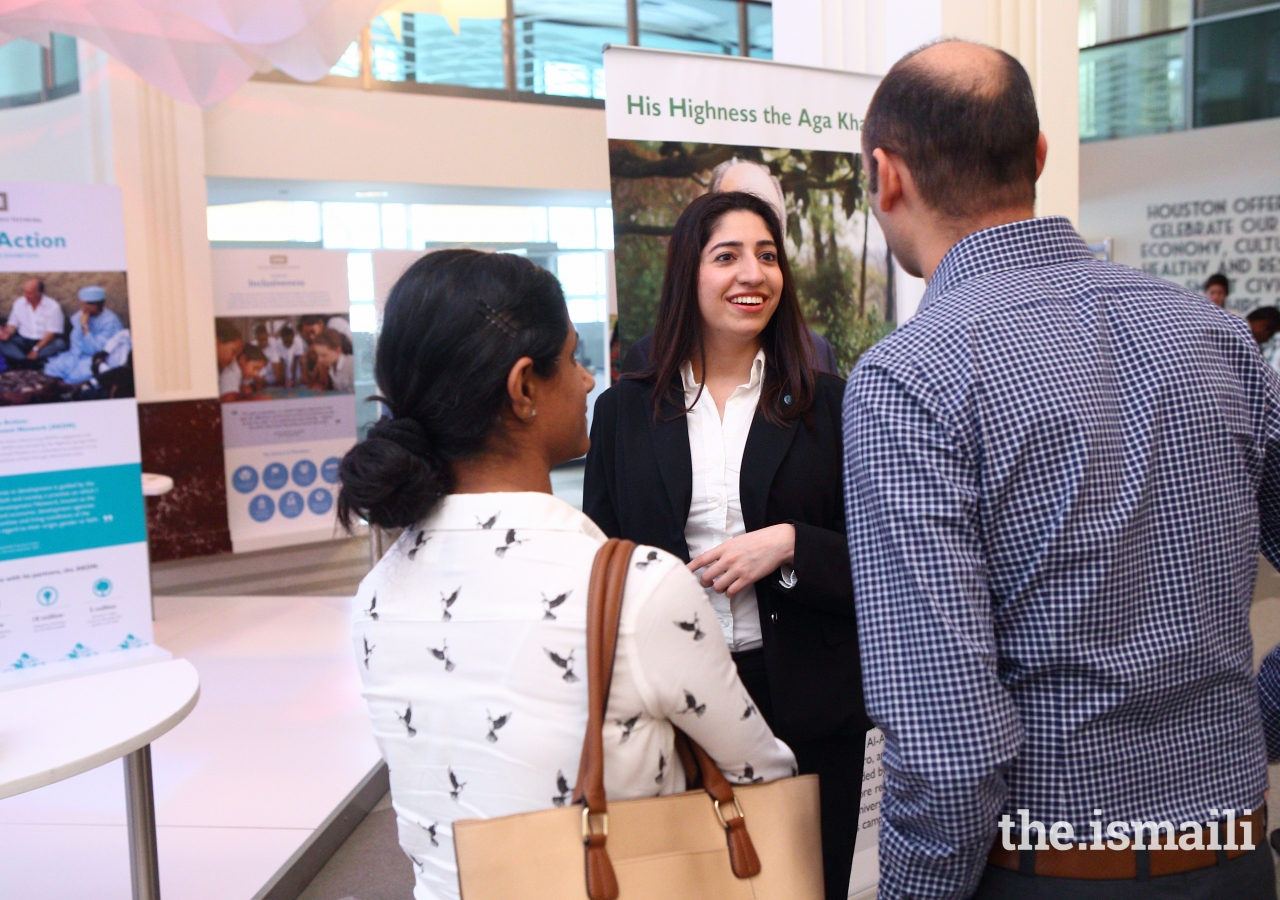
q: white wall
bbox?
[0,44,112,184]
[1080,118,1280,311]
[204,81,610,192]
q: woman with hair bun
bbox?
[340,248,795,900]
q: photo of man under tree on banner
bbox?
[609,139,894,377]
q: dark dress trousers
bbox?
[583,372,871,900]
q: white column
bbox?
[772,0,891,74]
[104,60,218,402]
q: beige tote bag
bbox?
[454,538,824,900]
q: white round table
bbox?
[0,659,200,899]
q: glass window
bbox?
[370,15,408,82]
[1197,0,1275,16]
[1079,30,1187,140]
[411,204,551,246]
[347,252,376,305]
[322,202,382,249]
[290,2,775,97]
[558,252,603,296]
[1194,8,1280,127]
[514,1,628,98]
[595,208,615,250]
[1078,0,1190,48]
[371,11,507,87]
[381,204,409,249]
[411,12,505,88]
[0,39,45,108]
[330,42,361,78]
[640,0,740,55]
[746,2,773,58]
[549,207,599,249]
[207,201,323,243]
[50,33,79,92]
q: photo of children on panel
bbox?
[216,314,354,403]
[609,141,893,376]
[0,272,134,405]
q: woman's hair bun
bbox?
[337,416,450,530]
[369,416,434,459]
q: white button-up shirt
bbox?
[681,349,765,653]
[6,294,65,340]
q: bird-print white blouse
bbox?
[352,492,796,900]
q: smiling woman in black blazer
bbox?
[584,191,871,900]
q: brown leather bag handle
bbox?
[571,538,632,900]
[571,539,761,900]
[681,732,762,878]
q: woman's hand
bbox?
[688,524,795,598]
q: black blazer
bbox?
[583,372,869,743]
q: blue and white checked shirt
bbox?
[1259,644,1280,761]
[843,216,1279,899]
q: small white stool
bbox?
[141,473,174,497]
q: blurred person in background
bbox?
[44,287,122,385]
[1247,306,1280,346]
[219,344,268,402]
[216,319,244,372]
[253,322,284,387]
[277,324,304,387]
[298,314,329,389]
[310,328,354,393]
[0,277,66,365]
[1205,272,1231,309]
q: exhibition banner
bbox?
[603,45,890,380]
[602,47,885,895]
[212,249,356,553]
[0,182,159,687]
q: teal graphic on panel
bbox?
[0,463,146,562]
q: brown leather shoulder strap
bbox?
[572,538,634,808]
[571,537,634,900]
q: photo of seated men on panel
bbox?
[216,314,354,403]
[0,272,134,406]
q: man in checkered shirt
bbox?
[843,41,1278,899]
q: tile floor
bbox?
[0,594,380,900]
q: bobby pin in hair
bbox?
[477,302,519,338]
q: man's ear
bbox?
[506,356,537,422]
[872,148,904,213]
[1034,132,1048,181]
